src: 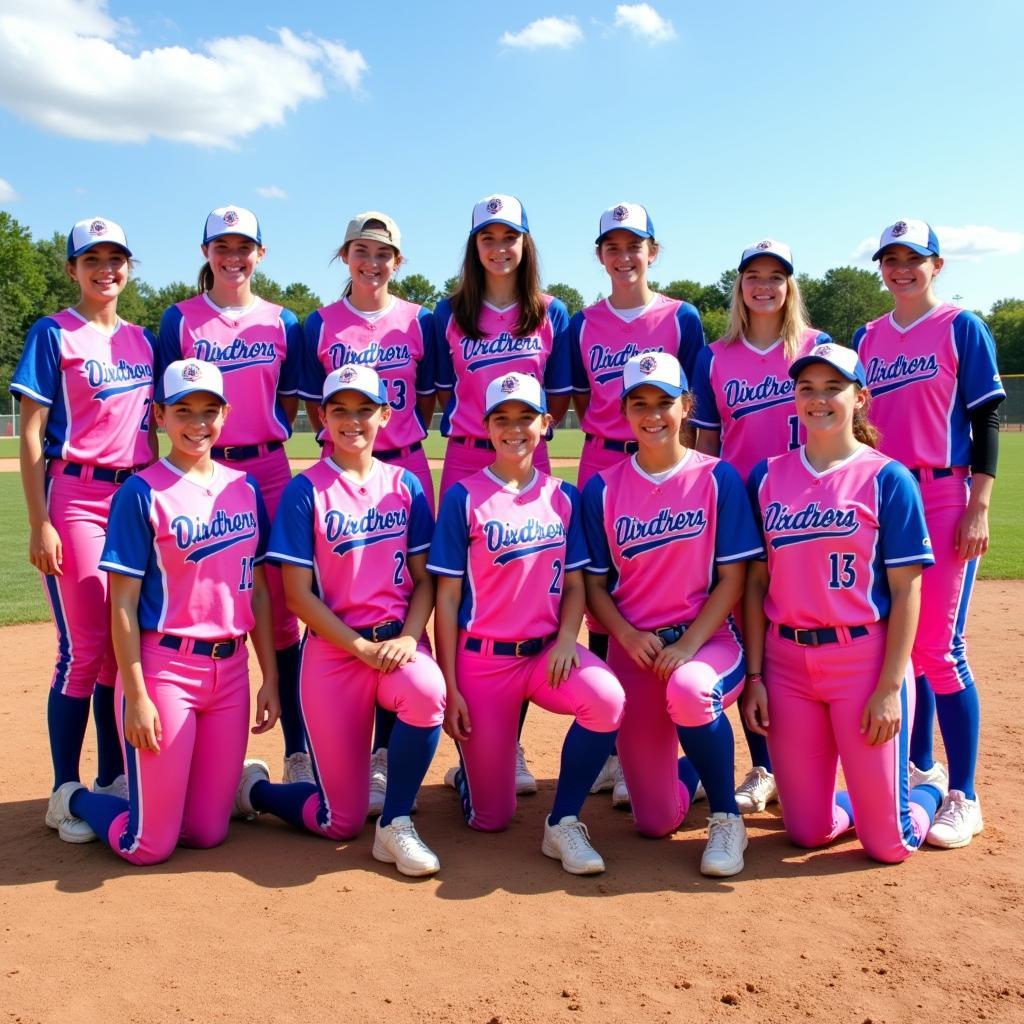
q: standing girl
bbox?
[852,220,1004,848]
[157,206,308,784]
[48,359,280,864]
[429,373,625,875]
[12,217,155,841]
[691,239,830,814]
[742,344,944,864]
[583,352,762,877]
[237,365,445,876]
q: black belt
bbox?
[212,441,284,461]
[58,462,138,484]
[909,467,954,481]
[158,634,243,659]
[654,623,688,645]
[356,620,403,642]
[778,624,869,647]
[449,436,495,451]
[585,433,639,454]
[464,634,555,657]
[375,440,423,461]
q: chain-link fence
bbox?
[1000,376,1024,429]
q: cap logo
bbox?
[612,205,629,222]
[639,355,658,374]
[500,375,519,394]
[816,345,833,357]
[223,210,239,226]
[892,221,908,237]
[89,219,107,236]
[486,198,503,214]
[339,367,358,383]
[181,362,202,382]
[757,239,772,250]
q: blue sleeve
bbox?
[877,462,935,568]
[244,474,271,562]
[278,308,302,396]
[560,482,589,571]
[690,346,720,430]
[426,483,469,576]
[433,299,455,390]
[98,476,154,577]
[952,311,1005,410]
[401,470,435,554]
[543,299,572,393]
[581,475,612,575]
[674,302,706,385]
[814,330,833,346]
[713,461,764,562]
[568,311,589,392]
[155,306,185,399]
[299,310,328,402]
[850,325,867,353]
[745,459,770,560]
[267,475,316,567]
[10,317,62,406]
[415,309,437,395]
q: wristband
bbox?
[746,672,763,683]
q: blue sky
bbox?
[1,1,1022,320]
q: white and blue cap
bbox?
[872,219,940,261]
[66,217,132,260]
[484,372,547,416]
[322,364,387,405]
[789,343,867,388]
[621,351,687,399]
[471,194,529,234]
[739,238,794,275]
[596,202,655,244]
[203,205,262,246]
[161,359,227,405]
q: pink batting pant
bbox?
[297,635,446,841]
[455,641,624,832]
[42,469,119,697]
[764,626,929,864]
[439,438,552,500]
[608,623,745,837]
[108,634,250,865]
[576,436,632,492]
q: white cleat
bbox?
[542,815,605,875]
[282,751,315,785]
[590,754,619,794]
[909,760,949,801]
[92,774,128,800]
[46,782,96,843]
[372,816,440,876]
[734,766,779,814]
[700,813,747,877]
[926,790,983,849]
[368,749,388,817]
[515,743,538,795]
[611,761,631,809]
[234,760,269,819]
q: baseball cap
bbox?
[621,352,687,399]
[789,343,867,388]
[66,217,132,260]
[343,211,402,252]
[203,206,262,246]
[872,219,940,261]
[596,202,655,244]
[738,238,794,275]
[484,372,547,416]
[322,365,388,405]
[161,359,227,405]
[471,194,530,235]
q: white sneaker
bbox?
[234,760,269,819]
[926,790,983,849]
[93,774,128,800]
[700,813,747,877]
[541,815,605,875]
[691,780,707,803]
[590,754,619,794]
[734,766,778,814]
[909,760,949,800]
[611,761,631,809]
[282,751,315,785]
[515,743,538,795]
[372,816,440,876]
[46,782,96,843]
[367,749,388,817]
[443,765,461,789]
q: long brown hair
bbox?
[196,262,214,293]
[853,389,880,448]
[450,232,546,338]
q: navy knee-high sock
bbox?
[92,684,124,787]
[741,715,773,773]
[677,756,701,801]
[910,674,936,770]
[935,687,981,799]
[372,707,398,753]
[549,723,617,824]
[910,785,942,822]
[47,689,90,789]
[68,788,125,844]
[676,715,739,815]
[249,780,318,828]
[275,644,305,756]
[380,721,441,826]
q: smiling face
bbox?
[623,384,690,453]
[485,400,550,461]
[475,225,524,281]
[740,255,789,319]
[320,390,391,456]
[598,229,655,289]
[202,233,264,289]
[794,362,866,440]
[342,238,400,293]
[155,392,229,461]
[66,242,130,304]
[878,245,943,305]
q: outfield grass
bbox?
[1,434,1019,626]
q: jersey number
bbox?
[237,556,256,592]
[827,553,856,590]
[549,559,563,595]
[140,398,152,432]
[393,551,406,586]
[787,414,800,450]
[385,378,407,412]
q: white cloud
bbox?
[256,185,288,200]
[0,177,18,203]
[613,4,676,43]
[0,1,368,148]
[852,225,1024,263]
[500,16,583,50]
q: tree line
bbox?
[3,211,1022,401]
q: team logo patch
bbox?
[486,198,503,214]
[757,239,772,250]
[89,219,107,236]
[816,344,833,357]
[339,366,358,383]
[223,210,239,226]
[181,362,202,382]
[612,205,629,222]
[639,355,658,374]
[500,375,519,394]
[892,221,908,237]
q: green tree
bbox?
[701,308,728,343]
[988,299,1024,374]
[281,282,322,321]
[802,266,893,345]
[442,276,460,298]
[546,282,585,316]
[0,213,47,395]
[390,273,440,309]
[142,282,194,334]
[661,279,704,305]
[34,232,79,314]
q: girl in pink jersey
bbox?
[691,240,830,816]
[583,352,762,878]
[429,372,625,875]
[742,344,944,864]
[12,217,156,842]
[852,220,1005,848]
[157,206,309,787]
[48,359,280,865]
[237,365,446,877]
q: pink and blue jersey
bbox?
[434,296,571,438]
[157,295,301,446]
[852,305,1004,469]
[582,451,762,631]
[569,295,705,441]
[300,298,436,450]
[267,459,433,629]
[748,446,934,628]
[691,329,827,480]
[428,470,587,639]
[11,310,155,468]
[99,460,269,639]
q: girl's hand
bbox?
[124,694,162,753]
[742,678,770,736]
[444,689,472,742]
[547,637,580,687]
[652,641,694,681]
[955,503,989,561]
[252,681,281,735]
[618,627,664,669]
[29,522,63,576]
[860,684,902,746]
[353,638,384,670]
[377,635,418,674]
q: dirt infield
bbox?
[2,583,1023,1024]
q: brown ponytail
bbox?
[197,261,214,294]
[853,390,880,449]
